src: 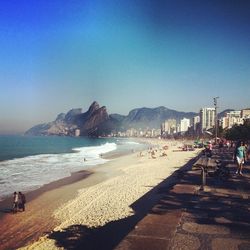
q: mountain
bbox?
[25,102,199,136]
[25,102,110,136]
[110,113,126,122]
[122,106,197,129]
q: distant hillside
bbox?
[120,106,197,129]
[25,102,199,136]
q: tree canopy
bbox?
[225,120,250,141]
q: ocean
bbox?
[0,135,146,201]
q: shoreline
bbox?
[0,138,199,250]
[0,136,147,203]
[0,169,93,219]
[0,136,150,218]
[0,166,112,250]
[0,136,148,202]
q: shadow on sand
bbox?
[48,151,250,250]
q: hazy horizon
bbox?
[1,0,250,134]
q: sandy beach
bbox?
[0,139,200,250]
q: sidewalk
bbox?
[116,148,250,250]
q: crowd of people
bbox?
[137,146,169,159]
[12,191,26,213]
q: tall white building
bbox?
[180,118,190,132]
[192,116,200,131]
[200,107,215,132]
[162,119,177,135]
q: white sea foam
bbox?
[0,142,117,200]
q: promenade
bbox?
[116,147,250,250]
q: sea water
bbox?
[0,135,146,200]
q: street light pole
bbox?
[213,97,219,144]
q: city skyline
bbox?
[0,0,250,134]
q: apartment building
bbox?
[200,107,215,132]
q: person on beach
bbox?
[13,192,18,213]
[233,141,246,176]
[151,150,157,159]
[18,192,26,211]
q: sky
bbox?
[0,0,250,134]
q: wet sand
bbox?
[0,170,107,250]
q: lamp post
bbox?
[213,97,219,144]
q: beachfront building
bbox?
[187,115,201,136]
[161,120,169,134]
[191,115,200,134]
[161,123,165,137]
[161,120,168,133]
[241,108,250,119]
[126,128,133,137]
[161,120,168,135]
[180,118,190,132]
[221,110,243,129]
[162,119,177,135]
[176,123,181,133]
[145,128,161,137]
[200,107,215,133]
[192,116,200,131]
[122,128,162,138]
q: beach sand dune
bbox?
[0,140,200,250]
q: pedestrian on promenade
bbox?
[233,141,246,176]
[203,141,212,157]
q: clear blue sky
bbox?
[0,0,250,133]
